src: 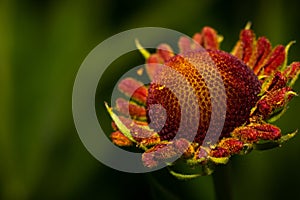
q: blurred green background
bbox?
[1,0,300,199]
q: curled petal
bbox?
[192,33,202,47]
[232,123,281,143]
[232,29,256,63]
[116,98,146,120]
[195,146,209,160]
[142,151,158,168]
[111,131,133,146]
[146,54,164,81]
[253,37,272,74]
[117,116,159,145]
[284,62,300,87]
[254,124,281,140]
[262,45,285,75]
[267,71,287,91]
[157,44,174,62]
[257,87,295,118]
[217,138,244,155]
[178,36,193,53]
[210,147,230,158]
[173,139,194,158]
[201,26,220,50]
[232,126,259,143]
[118,78,148,104]
[241,29,255,64]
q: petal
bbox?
[146,54,164,81]
[284,62,300,87]
[262,45,285,75]
[157,44,174,62]
[217,138,244,154]
[110,131,133,146]
[257,87,295,118]
[210,147,230,158]
[253,37,272,74]
[201,26,220,50]
[115,98,146,120]
[255,124,281,140]
[232,29,256,63]
[178,36,193,53]
[267,71,287,91]
[118,78,148,104]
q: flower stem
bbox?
[212,163,233,200]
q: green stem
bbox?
[212,163,233,200]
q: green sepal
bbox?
[239,143,253,155]
[253,130,297,150]
[280,41,296,72]
[186,157,206,166]
[135,39,150,59]
[105,102,137,143]
[168,169,202,180]
[209,156,229,165]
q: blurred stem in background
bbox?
[0,0,19,198]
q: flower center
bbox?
[146,49,261,145]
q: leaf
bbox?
[105,102,136,143]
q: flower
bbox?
[105,23,299,178]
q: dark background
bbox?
[1,0,300,199]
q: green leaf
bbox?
[104,102,136,143]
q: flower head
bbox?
[105,23,299,178]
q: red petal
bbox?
[263,45,285,75]
[146,54,164,81]
[202,26,219,50]
[284,62,300,80]
[178,36,193,53]
[240,29,255,64]
[116,98,146,119]
[157,44,174,62]
[253,37,272,74]
[118,78,148,104]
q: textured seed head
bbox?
[146,49,261,145]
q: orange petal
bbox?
[110,131,133,146]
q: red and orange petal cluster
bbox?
[106,24,299,175]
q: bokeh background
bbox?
[1,0,300,199]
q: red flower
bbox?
[105,23,299,178]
